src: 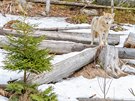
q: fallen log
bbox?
[98,45,126,78]
[0,35,91,54]
[124,33,135,48]
[118,47,135,59]
[35,26,91,31]
[0,33,135,58]
[2,21,91,31]
[0,28,120,45]
[27,47,98,84]
[121,59,135,67]
[39,40,91,54]
[121,65,135,75]
[28,0,135,11]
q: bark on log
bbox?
[124,33,135,48]
[98,45,125,78]
[0,28,120,45]
[28,0,135,10]
[27,47,98,84]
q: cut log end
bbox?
[98,45,127,78]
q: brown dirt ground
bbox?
[0,1,135,24]
[72,63,110,79]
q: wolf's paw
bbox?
[99,41,104,46]
[105,42,108,45]
[90,43,93,46]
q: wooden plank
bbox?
[27,47,98,84]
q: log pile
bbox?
[1,19,135,85]
[0,28,120,54]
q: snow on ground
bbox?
[0,96,8,101]
[0,49,79,84]
[39,75,135,101]
[0,14,135,101]
[0,13,90,28]
[0,49,24,84]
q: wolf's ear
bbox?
[112,13,115,17]
[103,12,106,15]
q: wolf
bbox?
[91,12,115,45]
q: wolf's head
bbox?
[103,12,115,25]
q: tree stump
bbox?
[98,45,125,78]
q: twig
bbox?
[129,88,135,96]
[89,94,96,98]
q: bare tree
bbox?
[45,0,51,16]
[111,0,114,14]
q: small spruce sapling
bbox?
[3,20,53,83]
[2,20,57,101]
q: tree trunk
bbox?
[98,45,125,78]
[45,0,51,16]
[111,0,114,14]
[27,47,98,84]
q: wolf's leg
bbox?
[104,31,109,45]
[99,33,104,45]
[91,30,95,45]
